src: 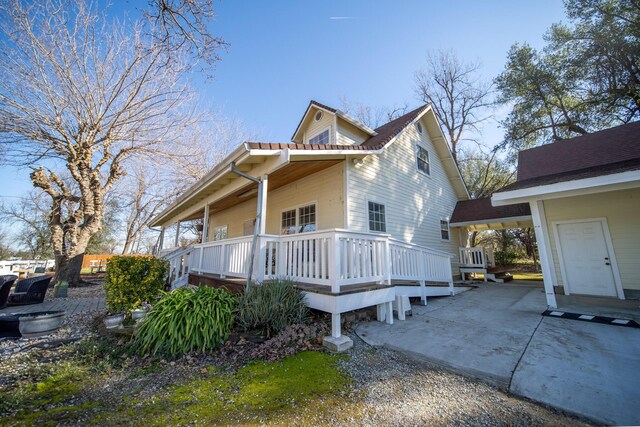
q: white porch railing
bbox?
[165,246,194,289]
[163,229,454,292]
[389,239,454,283]
[459,246,494,268]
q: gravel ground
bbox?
[338,334,591,427]
[0,284,592,426]
[0,284,106,359]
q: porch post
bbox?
[158,226,165,253]
[530,200,558,308]
[259,174,268,234]
[202,205,210,243]
[174,222,181,248]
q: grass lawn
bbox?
[511,272,543,281]
[0,342,360,426]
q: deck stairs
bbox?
[459,247,513,283]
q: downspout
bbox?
[230,162,262,292]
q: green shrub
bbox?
[104,256,168,313]
[236,278,308,338]
[494,250,520,266]
[131,287,236,357]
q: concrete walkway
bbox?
[1,297,105,316]
[356,283,640,425]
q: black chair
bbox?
[7,275,52,306]
[0,275,19,309]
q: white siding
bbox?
[347,116,461,266]
[543,188,640,290]
[302,108,335,145]
[209,163,344,239]
[337,119,368,146]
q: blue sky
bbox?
[0,0,567,203]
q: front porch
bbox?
[161,228,459,348]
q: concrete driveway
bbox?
[355,283,640,425]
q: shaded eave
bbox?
[149,142,384,227]
[151,103,471,227]
[450,197,531,230]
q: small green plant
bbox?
[104,256,168,313]
[494,250,520,266]
[131,287,236,357]
[236,278,308,337]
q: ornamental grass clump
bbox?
[132,287,236,357]
[236,278,308,338]
[104,256,168,313]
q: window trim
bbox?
[213,225,228,241]
[440,218,450,241]
[242,219,255,236]
[307,127,330,145]
[367,199,387,233]
[280,201,318,235]
[416,143,431,176]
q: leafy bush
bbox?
[104,256,168,313]
[494,250,520,266]
[131,287,236,357]
[236,278,308,338]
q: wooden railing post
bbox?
[330,232,341,294]
[255,235,266,283]
[384,238,392,286]
[197,245,204,273]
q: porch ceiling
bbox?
[181,159,342,221]
[454,217,534,232]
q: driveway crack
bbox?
[508,314,544,391]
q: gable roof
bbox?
[361,104,430,148]
[500,121,640,192]
[151,100,470,227]
[291,100,377,142]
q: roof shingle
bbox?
[361,104,430,149]
[516,121,640,181]
[450,197,531,224]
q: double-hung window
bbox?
[281,204,316,234]
[440,219,450,240]
[368,201,386,232]
[309,129,329,145]
[416,145,430,175]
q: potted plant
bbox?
[104,312,125,329]
[131,301,152,322]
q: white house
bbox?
[150,100,472,350]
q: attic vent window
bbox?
[309,129,329,145]
[315,111,323,121]
[415,122,423,134]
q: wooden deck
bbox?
[0,297,105,316]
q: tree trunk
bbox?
[55,253,84,285]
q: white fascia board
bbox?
[247,149,283,156]
[335,109,377,136]
[449,215,533,228]
[492,170,640,206]
[287,148,383,156]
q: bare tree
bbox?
[0,191,53,259]
[338,97,408,129]
[118,167,173,255]
[0,0,224,285]
[414,50,494,163]
[117,112,253,254]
